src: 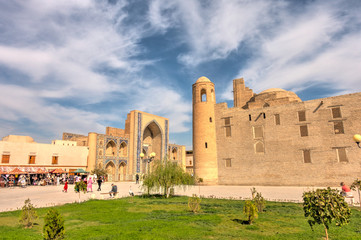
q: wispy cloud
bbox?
[0,0,192,142]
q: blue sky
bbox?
[0,0,361,150]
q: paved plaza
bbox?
[0,182,358,212]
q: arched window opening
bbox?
[172,148,177,160]
[255,141,264,153]
[105,141,116,156]
[201,89,207,102]
[119,142,127,157]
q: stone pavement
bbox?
[0,182,358,212]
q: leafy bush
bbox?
[243,200,258,224]
[19,198,38,228]
[43,208,65,240]
[303,188,351,240]
[188,194,201,213]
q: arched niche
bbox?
[118,162,126,181]
[119,141,127,157]
[105,161,116,182]
[143,121,162,163]
[105,141,116,156]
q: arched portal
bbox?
[105,141,116,156]
[118,162,126,181]
[119,142,127,157]
[105,161,116,182]
[142,121,162,173]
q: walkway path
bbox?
[0,182,358,212]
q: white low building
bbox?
[0,135,88,173]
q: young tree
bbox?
[142,159,195,198]
[250,188,266,212]
[74,180,87,203]
[19,198,38,228]
[43,208,65,240]
[351,179,361,208]
[243,200,258,224]
[303,188,351,240]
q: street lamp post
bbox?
[140,152,156,195]
[353,134,361,148]
[140,152,156,175]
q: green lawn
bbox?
[0,197,360,239]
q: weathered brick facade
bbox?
[193,77,361,186]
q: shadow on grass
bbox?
[232,219,252,225]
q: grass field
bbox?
[0,196,360,239]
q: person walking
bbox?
[97,176,103,191]
[63,180,68,193]
[87,177,93,192]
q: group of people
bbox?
[64,175,104,193]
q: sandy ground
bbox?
[0,182,358,212]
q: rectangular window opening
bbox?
[205,142,208,148]
[337,148,348,163]
[52,156,58,165]
[1,154,10,163]
[225,158,232,167]
[224,117,231,125]
[29,155,36,164]
[298,111,306,122]
[300,125,308,137]
[253,126,264,138]
[275,114,280,125]
[332,107,342,118]
[334,121,344,134]
[225,126,232,137]
[249,114,252,121]
[263,113,266,119]
[209,117,212,122]
[303,150,311,163]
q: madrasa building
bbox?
[193,76,361,186]
[0,110,186,182]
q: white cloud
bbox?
[219,1,361,100]
[0,0,193,142]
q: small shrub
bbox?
[253,192,266,212]
[188,194,201,213]
[243,200,258,224]
[303,188,351,240]
[250,187,266,212]
[19,198,38,228]
[43,208,65,240]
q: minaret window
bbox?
[201,89,207,102]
